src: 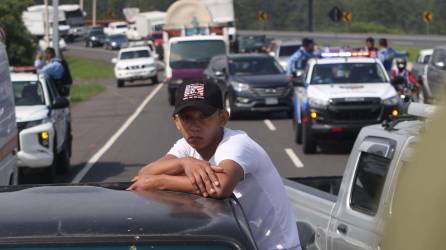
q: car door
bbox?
[328,137,397,250]
[45,77,67,153]
[0,42,17,185]
[427,48,446,99]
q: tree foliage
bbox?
[0,0,36,65]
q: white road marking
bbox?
[284,148,304,168]
[71,84,164,183]
[263,119,277,131]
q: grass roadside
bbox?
[65,56,112,104]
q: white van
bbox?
[0,35,18,185]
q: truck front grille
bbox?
[327,98,383,123]
[252,87,289,97]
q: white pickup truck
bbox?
[285,103,435,250]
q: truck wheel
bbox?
[56,130,71,174]
[151,75,159,84]
[302,123,317,154]
[117,80,124,88]
[168,91,175,106]
[295,121,302,144]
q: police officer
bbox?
[286,38,316,81]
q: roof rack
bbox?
[382,103,436,131]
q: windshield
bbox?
[170,40,226,69]
[229,57,284,75]
[279,45,301,57]
[90,30,104,36]
[13,80,46,106]
[310,63,388,85]
[117,24,128,29]
[120,50,150,60]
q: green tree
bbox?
[0,0,36,65]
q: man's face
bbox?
[366,41,374,49]
[174,108,229,150]
[304,43,314,53]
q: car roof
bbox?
[10,72,40,82]
[119,46,151,53]
[311,57,379,64]
[228,53,272,59]
[0,184,255,247]
[364,119,425,139]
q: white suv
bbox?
[11,71,72,183]
[112,46,159,88]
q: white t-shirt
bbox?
[168,128,301,250]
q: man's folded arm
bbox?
[138,154,184,176]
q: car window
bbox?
[350,152,391,215]
[120,50,151,60]
[12,80,46,106]
[431,49,446,65]
[279,45,301,57]
[170,40,226,69]
[228,57,283,75]
[310,63,387,84]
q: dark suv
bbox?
[426,46,446,103]
[84,26,106,47]
[204,54,293,117]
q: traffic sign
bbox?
[423,11,433,23]
[328,6,342,23]
[107,8,116,18]
[342,11,352,22]
[258,10,268,22]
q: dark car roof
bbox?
[227,53,273,59]
[0,183,256,248]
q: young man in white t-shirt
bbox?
[128,82,301,250]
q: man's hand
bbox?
[180,157,224,197]
[127,174,163,191]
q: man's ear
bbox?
[173,115,181,130]
[219,110,230,126]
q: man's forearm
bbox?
[158,175,196,194]
[139,158,184,176]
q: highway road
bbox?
[54,44,350,184]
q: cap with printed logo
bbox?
[173,81,223,117]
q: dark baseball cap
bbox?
[173,81,223,117]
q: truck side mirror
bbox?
[52,97,69,109]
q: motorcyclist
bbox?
[287,38,316,81]
[390,58,420,101]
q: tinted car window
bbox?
[12,81,45,106]
[431,48,446,68]
[120,50,151,60]
[229,57,283,75]
[170,40,226,69]
[279,45,301,57]
[310,63,387,84]
[350,152,391,215]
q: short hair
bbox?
[366,37,374,43]
[302,38,314,47]
[45,47,56,57]
[379,38,388,47]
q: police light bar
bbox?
[321,51,370,58]
[10,66,36,73]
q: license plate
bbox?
[265,97,278,105]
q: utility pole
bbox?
[52,0,60,58]
[44,0,50,46]
[308,0,313,32]
[92,0,97,26]
[79,0,84,11]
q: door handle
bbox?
[337,224,348,235]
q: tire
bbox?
[117,80,124,88]
[302,122,317,154]
[168,90,175,106]
[85,41,89,47]
[151,75,159,84]
[55,128,71,174]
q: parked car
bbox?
[0,184,258,249]
[0,35,18,186]
[112,46,159,87]
[84,26,106,47]
[204,54,293,117]
[104,34,128,50]
[11,70,72,183]
[270,41,301,70]
[425,45,446,103]
[285,102,435,250]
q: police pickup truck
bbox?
[11,69,72,183]
[292,51,400,153]
[286,103,435,250]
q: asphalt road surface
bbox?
[53,43,351,184]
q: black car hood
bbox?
[231,74,289,87]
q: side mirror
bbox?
[111,58,117,64]
[292,75,305,87]
[435,61,445,69]
[53,97,69,109]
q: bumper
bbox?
[115,68,157,81]
[17,123,54,169]
[232,94,293,113]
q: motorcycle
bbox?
[391,76,419,103]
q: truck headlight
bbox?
[232,82,250,92]
[91,36,97,41]
[308,98,328,109]
[382,96,400,105]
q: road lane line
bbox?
[263,119,277,131]
[71,84,164,183]
[284,148,304,168]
